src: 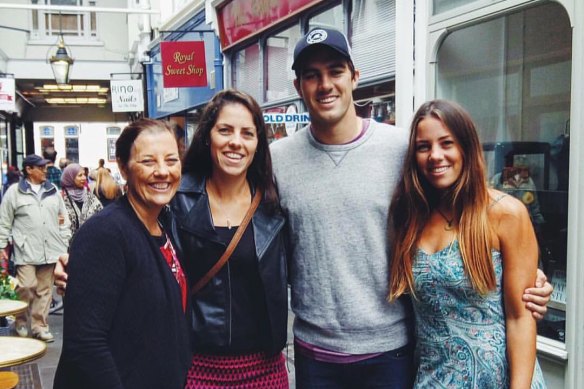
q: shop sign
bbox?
[263,112,310,124]
[161,41,207,88]
[217,0,324,50]
[0,78,15,112]
[110,80,144,112]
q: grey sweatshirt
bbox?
[270,120,412,354]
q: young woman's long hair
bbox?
[182,89,279,212]
[388,99,495,300]
[94,168,120,201]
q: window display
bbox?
[436,2,571,342]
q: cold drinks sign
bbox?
[161,41,207,88]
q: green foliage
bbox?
[0,259,18,300]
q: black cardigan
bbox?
[53,196,192,389]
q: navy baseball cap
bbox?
[23,154,50,167]
[292,27,354,70]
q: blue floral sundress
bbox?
[411,240,546,388]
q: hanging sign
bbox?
[160,41,207,88]
[110,79,144,112]
[0,78,16,112]
[217,0,324,50]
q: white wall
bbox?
[33,121,129,178]
[0,0,137,80]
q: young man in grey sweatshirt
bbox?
[270,27,552,388]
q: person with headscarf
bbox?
[60,163,103,241]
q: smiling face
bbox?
[294,47,359,131]
[209,103,258,180]
[121,130,181,218]
[73,169,87,189]
[415,116,464,191]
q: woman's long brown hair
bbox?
[388,100,496,301]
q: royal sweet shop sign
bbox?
[160,41,208,88]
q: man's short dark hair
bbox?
[42,148,57,163]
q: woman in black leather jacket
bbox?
[171,90,289,388]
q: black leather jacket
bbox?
[169,173,288,356]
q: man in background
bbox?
[58,157,69,171]
[0,154,70,342]
[43,148,62,189]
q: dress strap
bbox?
[488,193,507,208]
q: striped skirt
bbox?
[184,351,289,389]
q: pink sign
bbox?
[217,0,323,50]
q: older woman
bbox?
[53,119,191,389]
[173,89,288,388]
[60,163,103,240]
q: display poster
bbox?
[0,78,16,112]
[107,138,117,162]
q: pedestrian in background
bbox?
[2,166,21,196]
[174,89,288,388]
[60,163,103,242]
[58,158,69,170]
[92,167,121,207]
[53,118,191,389]
[0,154,70,343]
[43,147,62,189]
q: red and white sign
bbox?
[161,41,208,88]
[0,78,15,112]
[217,0,323,50]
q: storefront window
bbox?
[64,125,79,163]
[106,127,121,162]
[233,43,261,102]
[436,2,571,342]
[352,0,396,79]
[31,0,97,40]
[40,126,55,156]
[263,103,304,143]
[265,24,301,101]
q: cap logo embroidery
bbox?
[306,29,328,45]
